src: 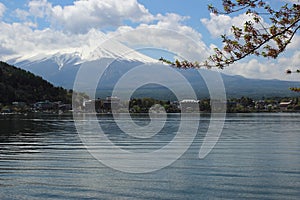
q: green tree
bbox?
[0,61,73,104]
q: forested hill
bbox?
[0,61,72,104]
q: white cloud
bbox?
[0,21,103,60]
[200,12,300,81]
[201,13,267,38]
[201,13,232,38]
[1,0,298,82]
[286,34,300,50]
[0,2,6,19]
[0,9,211,71]
[1,2,210,63]
[278,51,300,70]
[109,13,209,61]
[27,0,154,33]
[280,0,300,4]
[222,50,300,81]
[223,59,278,79]
[28,0,52,18]
[15,9,30,21]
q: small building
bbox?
[34,100,54,111]
[255,100,266,110]
[279,100,292,111]
[1,108,11,113]
[12,102,27,108]
[59,104,72,111]
[103,96,120,113]
[84,99,102,113]
[168,101,181,113]
[180,99,199,113]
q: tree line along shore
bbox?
[1,61,300,114]
[2,96,299,114]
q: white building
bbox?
[180,99,199,113]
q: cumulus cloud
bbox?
[27,0,154,33]
[0,6,210,64]
[0,20,112,61]
[1,0,298,82]
[286,34,300,50]
[109,13,209,61]
[28,0,52,18]
[1,0,209,63]
[15,9,30,21]
[278,51,300,69]
[0,22,65,59]
[201,13,267,38]
[0,2,6,18]
[200,11,300,80]
[223,59,278,79]
[222,50,300,81]
[281,0,300,4]
[10,0,209,61]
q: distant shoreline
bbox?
[1,110,300,116]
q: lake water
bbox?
[0,113,299,199]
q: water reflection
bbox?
[0,113,299,199]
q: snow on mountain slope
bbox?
[8,35,157,69]
[9,52,83,70]
[6,32,299,99]
[5,35,158,89]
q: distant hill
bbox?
[8,53,300,100]
[0,61,72,104]
[221,74,299,99]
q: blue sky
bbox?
[0,0,299,80]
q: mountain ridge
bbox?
[6,52,300,100]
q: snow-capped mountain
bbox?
[8,35,156,70]
[7,50,157,91]
[6,37,300,99]
[9,52,83,70]
[6,35,158,90]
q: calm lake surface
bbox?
[0,113,299,199]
